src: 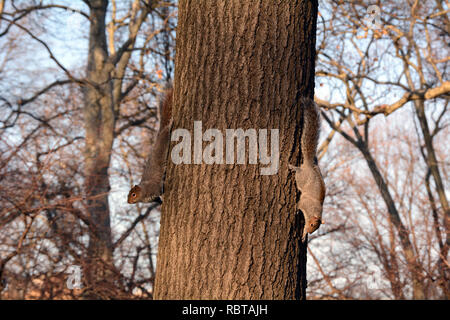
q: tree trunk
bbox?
[154,0,318,299]
[82,0,117,298]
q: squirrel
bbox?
[127,85,173,204]
[289,97,326,243]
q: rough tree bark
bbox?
[154,0,318,299]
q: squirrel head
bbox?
[305,216,322,234]
[127,185,142,203]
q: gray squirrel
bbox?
[289,97,326,242]
[127,86,173,204]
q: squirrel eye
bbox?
[132,193,136,197]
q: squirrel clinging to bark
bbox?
[127,85,173,204]
[289,97,326,242]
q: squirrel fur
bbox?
[128,85,173,204]
[289,97,326,242]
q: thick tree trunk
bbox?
[82,0,117,298]
[154,0,318,299]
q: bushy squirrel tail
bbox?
[159,84,173,129]
[300,97,321,165]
